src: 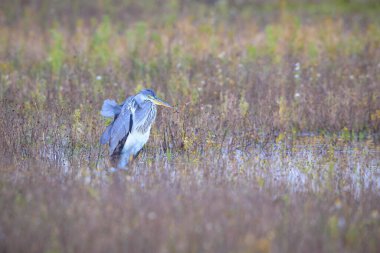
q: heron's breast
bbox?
[122,127,151,155]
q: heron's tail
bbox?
[100,99,122,118]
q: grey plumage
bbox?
[100,99,122,118]
[107,97,133,155]
[100,89,172,168]
[134,101,157,133]
[100,99,124,145]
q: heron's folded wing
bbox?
[109,98,133,154]
[99,99,125,145]
[100,124,113,144]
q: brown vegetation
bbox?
[0,1,379,252]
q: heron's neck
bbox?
[134,94,147,107]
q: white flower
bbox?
[96,75,102,81]
[294,62,301,71]
[218,51,226,58]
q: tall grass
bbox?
[0,1,379,253]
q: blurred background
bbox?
[0,1,379,253]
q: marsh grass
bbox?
[0,0,380,252]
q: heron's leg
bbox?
[126,148,143,166]
[133,148,143,159]
[118,151,130,169]
[129,155,134,164]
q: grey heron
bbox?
[100,89,172,168]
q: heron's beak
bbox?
[152,96,172,108]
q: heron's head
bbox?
[137,89,172,108]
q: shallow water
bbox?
[39,137,380,197]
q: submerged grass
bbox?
[0,1,379,252]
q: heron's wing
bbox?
[100,124,113,144]
[100,99,123,118]
[109,97,134,155]
[99,99,125,144]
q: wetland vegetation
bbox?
[0,0,379,252]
